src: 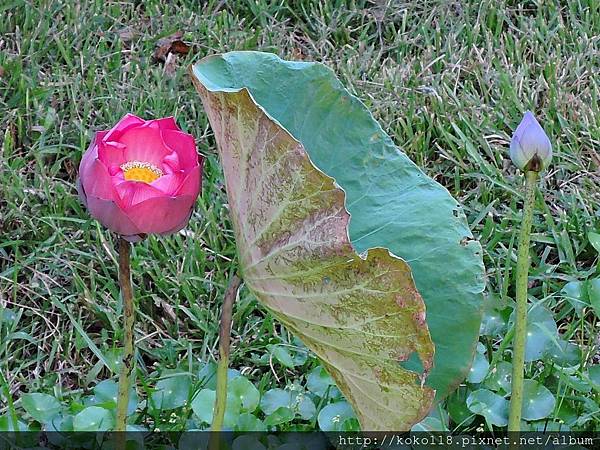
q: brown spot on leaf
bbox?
[396,295,406,308]
[393,348,411,362]
[413,310,426,326]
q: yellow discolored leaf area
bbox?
[192,70,435,430]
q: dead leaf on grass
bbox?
[164,52,178,77]
[153,31,191,62]
[117,27,135,43]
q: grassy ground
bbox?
[1,0,599,432]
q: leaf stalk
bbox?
[210,274,242,446]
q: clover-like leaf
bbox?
[446,386,475,426]
[588,365,600,389]
[412,416,446,432]
[544,338,582,367]
[555,367,592,394]
[73,406,113,431]
[198,361,240,390]
[587,278,600,317]
[93,379,138,415]
[588,232,600,254]
[150,374,192,411]
[466,351,490,384]
[264,407,295,426]
[306,366,336,398]
[561,281,588,317]
[260,388,315,420]
[510,304,558,362]
[236,413,267,431]
[480,295,507,337]
[228,376,260,412]
[191,388,241,428]
[268,345,297,368]
[485,361,512,394]
[521,379,556,421]
[192,51,484,429]
[466,389,509,427]
[21,393,61,423]
[317,401,357,432]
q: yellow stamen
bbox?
[121,161,162,183]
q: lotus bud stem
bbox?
[508,170,538,431]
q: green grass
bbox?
[1,0,599,432]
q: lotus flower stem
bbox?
[116,237,135,437]
[508,170,539,431]
[211,274,242,437]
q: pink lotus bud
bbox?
[77,114,203,241]
[509,111,552,172]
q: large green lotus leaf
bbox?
[192,51,483,397]
[192,71,435,430]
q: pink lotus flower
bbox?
[78,114,203,241]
